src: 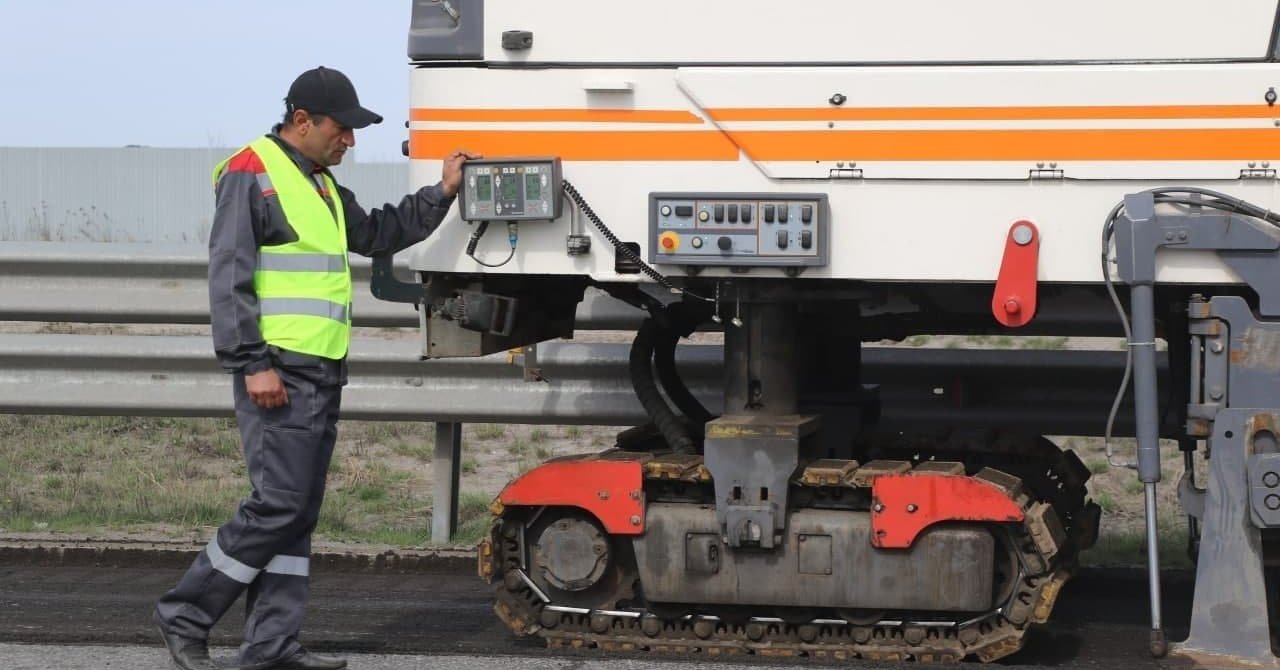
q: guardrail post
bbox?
[431,421,463,544]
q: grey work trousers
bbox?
[155,365,342,665]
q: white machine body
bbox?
[406,0,1280,285]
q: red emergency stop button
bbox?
[658,231,680,252]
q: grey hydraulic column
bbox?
[1128,281,1166,656]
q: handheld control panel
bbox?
[459,157,562,222]
[649,192,828,267]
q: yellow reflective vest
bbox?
[213,137,352,359]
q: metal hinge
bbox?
[1239,168,1277,180]
[1029,168,1065,180]
[828,168,864,180]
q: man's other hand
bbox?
[441,149,482,197]
[246,369,288,408]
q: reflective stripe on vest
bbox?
[213,137,352,359]
[259,297,348,322]
[256,252,347,272]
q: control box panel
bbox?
[649,192,829,267]
[459,157,562,222]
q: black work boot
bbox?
[157,624,218,670]
[241,648,347,670]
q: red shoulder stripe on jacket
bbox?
[224,147,265,174]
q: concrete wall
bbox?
[0,146,409,243]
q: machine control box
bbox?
[649,192,829,267]
[459,157,562,222]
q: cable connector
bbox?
[466,221,490,257]
[465,219,517,268]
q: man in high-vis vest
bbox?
[153,66,477,670]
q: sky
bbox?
[0,1,414,161]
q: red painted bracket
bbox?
[871,473,1025,549]
[497,455,646,535]
[991,220,1040,328]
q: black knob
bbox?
[717,236,732,251]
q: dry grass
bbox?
[0,414,610,547]
[1065,435,1198,569]
[0,412,1199,566]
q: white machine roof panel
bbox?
[478,0,1279,63]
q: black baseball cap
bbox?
[285,66,383,129]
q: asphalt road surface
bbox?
[0,560,1217,669]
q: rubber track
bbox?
[480,446,1093,663]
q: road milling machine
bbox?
[376,0,1280,664]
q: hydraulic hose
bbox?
[630,318,695,454]
[653,307,714,427]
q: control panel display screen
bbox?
[499,171,519,204]
[525,172,541,200]
[460,157,563,222]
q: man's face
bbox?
[301,113,355,167]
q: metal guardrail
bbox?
[0,331,1156,437]
[0,242,646,328]
[0,335,718,425]
[0,242,1155,541]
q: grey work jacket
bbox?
[208,131,454,385]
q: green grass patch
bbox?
[1095,492,1118,514]
[1019,336,1069,350]
[508,438,531,458]
[354,485,388,503]
[364,526,430,547]
[472,424,507,440]
[446,492,497,546]
[1081,519,1192,569]
[391,440,434,461]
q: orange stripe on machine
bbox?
[411,108,705,123]
[411,127,1280,162]
[727,128,1280,161]
[706,104,1280,122]
[410,130,739,161]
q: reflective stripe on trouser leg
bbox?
[239,370,342,666]
[241,536,313,665]
[154,540,262,640]
[155,367,339,645]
